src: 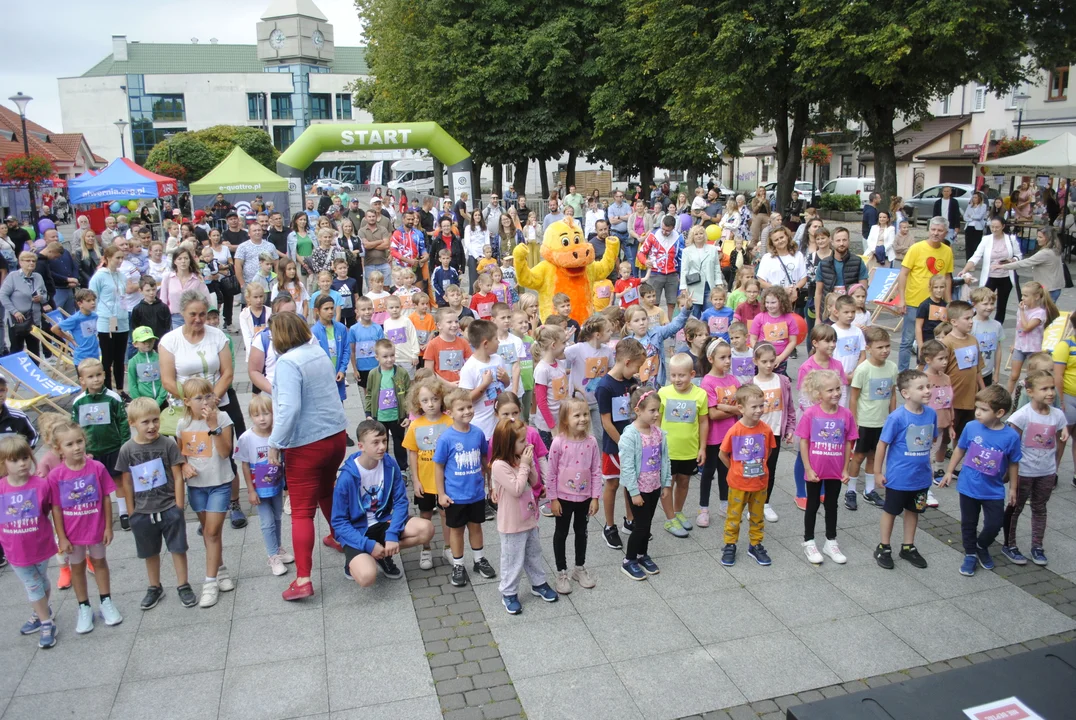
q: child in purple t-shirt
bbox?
[0,436,59,647]
[48,423,123,633]
[795,369,858,567]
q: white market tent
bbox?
[979,132,1076,176]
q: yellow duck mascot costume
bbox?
[512,218,620,324]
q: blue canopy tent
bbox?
[67,158,177,205]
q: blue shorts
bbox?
[188,483,232,513]
[1011,348,1037,363]
[12,560,51,602]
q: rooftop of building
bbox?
[75,42,368,78]
[0,106,106,166]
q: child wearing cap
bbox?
[127,327,168,409]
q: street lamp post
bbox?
[1009,92,1031,196]
[115,119,129,159]
[163,132,176,163]
[8,92,38,225]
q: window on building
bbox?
[1048,67,1069,101]
[1007,83,1030,109]
[335,94,353,120]
[760,164,769,182]
[151,95,185,121]
[247,93,268,121]
[273,126,295,151]
[271,94,293,120]
[940,94,953,115]
[973,86,986,112]
[841,155,852,176]
[310,93,331,120]
[131,119,187,165]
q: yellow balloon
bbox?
[127,201,139,211]
[705,223,721,242]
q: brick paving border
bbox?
[675,507,1076,720]
[402,518,524,720]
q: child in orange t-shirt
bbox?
[718,384,776,567]
[409,292,438,362]
[422,308,473,387]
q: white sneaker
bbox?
[444,548,454,565]
[419,550,433,570]
[75,604,95,634]
[268,555,288,576]
[199,581,219,608]
[803,539,824,564]
[276,549,295,564]
[822,539,847,564]
[764,504,778,523]
[926,489,939,508]
[216,565,235,592]
[100,597,123,626]
[717,501,728,518]
[283,496,291,515]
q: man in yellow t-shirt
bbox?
[657,354,709,539]
[896,217,953,371]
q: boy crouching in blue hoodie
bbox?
[332,420,434,585]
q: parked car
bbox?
[763,181,819,207]
[903,183,998,224]
[313,178,355,193]
[820,176,876,207]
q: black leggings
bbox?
[766,444,781,503]
[219,283,236,327]
[700,445,729,507]
[804,478,842,542]
[384,419,408,471]
[625,489,660,560]
[99,331,128,390]
[553,498,590,571]
[964,227,984,264]
[7,322,40,356]
[985,276,1013,323]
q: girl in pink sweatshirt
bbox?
[491,418,558,614]
[548,398,602,594]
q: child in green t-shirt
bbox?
[127,326,168,408]
[848,327,898,511]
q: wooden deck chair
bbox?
[30,326,76,370]
[865,266,904,332]
[0,352,81,413]
[24,348,79,388]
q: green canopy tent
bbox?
[190,146,292,223]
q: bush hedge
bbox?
[818,194,862,212]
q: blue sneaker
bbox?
[638,555,659,575]
[720,543,737,567]
[748,544,772,566]
[1001,545,1028,565]
[621,560,647,580]
[1030,546,1048,566]
[976,546,995,570]
[502,594,522,615]
[530,583,558,602]
[39,621,57,649]
[959,554,977,576]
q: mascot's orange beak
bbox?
[552,244,593,269]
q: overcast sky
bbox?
[2,0,365,132]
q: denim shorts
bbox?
[1011,348,1038,363]
[12,560,51,602]
[188,483,232,513]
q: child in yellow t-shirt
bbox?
[657,353,709,538]
[476,245,498,276]
[401,377,454,570]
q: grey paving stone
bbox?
[514,664,643,720]
[957,585,1076,643]
[323,592,420,654]
[231,572,323,618]
[874,600,1005,663]
[228,607,324,667]
[792,616,926,683]
[471,581,578,628]
[123,619,231,682]
[894,550,1010,599]
[706,629,841,702]
[17,630,135,696]
[328,694,442,719]
[110,670,223,720]
[325,641,435,711]
[667,587,781,645]
[614,646,745,718]
[495,614,608,680]
[563,569,664,614]
[0,642,37,698]
[481,698,523,719]
[3,683,115,720]
[583,599,698,663]
[220,656,328,720]
[132,583,236,632]
[749,575,866,626]
[640,551,741,600]
[716,539,815,587]
[822,557,942,611]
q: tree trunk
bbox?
[492,164,503,197]
[863,104,898,212]
[685,167,699,195]
[513,160,530,199]
[471,160,482,204]
[774,99,809,212]
[565,149,578,188]
[539,158,549,199]
[432,158,444,198]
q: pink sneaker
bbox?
[696,509,710,528]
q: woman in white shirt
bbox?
[962,191,989,261]
[584,197,606,238]
[463,209,489,291]
[679,225,722,315]
[960,217,1022,321]
[866,210,896,265]
[756,226,807,309]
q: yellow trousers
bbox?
[724,488,766,546]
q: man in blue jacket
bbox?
[332,420,434,585]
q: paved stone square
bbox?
[2,266,1075,720]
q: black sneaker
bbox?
[844,490,858,511]
[603,525,623,550]
[177,583,198,608]
[140,585,164,611]
[473,557,496,579]
[229,500,248,529]
[450,563,469,587]
[932,469,945,486]
[899,544,928,568]
[119,391,133,404]
[720,543,737,567]
[377,556,403,579]
[119,514,131,531]
[874,543,894,570]
[622,517,634,534]
[484,501,496,522]
[346,435,355,447]
[862,490,885,508]
[748,543,772,566]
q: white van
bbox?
[387,159,443,196]
[820,177,875,207]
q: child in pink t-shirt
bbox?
[795,369,858,567]
[795,325,849,410]
[0,436,59,647]
[48,423,122,633]
[749,287,803,376]
[699,340,741,525]
[34,413,74,588]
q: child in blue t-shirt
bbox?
[700,286,735,344]
[348,296,384,394]
[434,389,493,589]
[53,289,101,367]
[873,369,938,571]
[941,385,1022,577]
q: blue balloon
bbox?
[37,218,55,233]
[679,213,692,234]
[109,201,122,213]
